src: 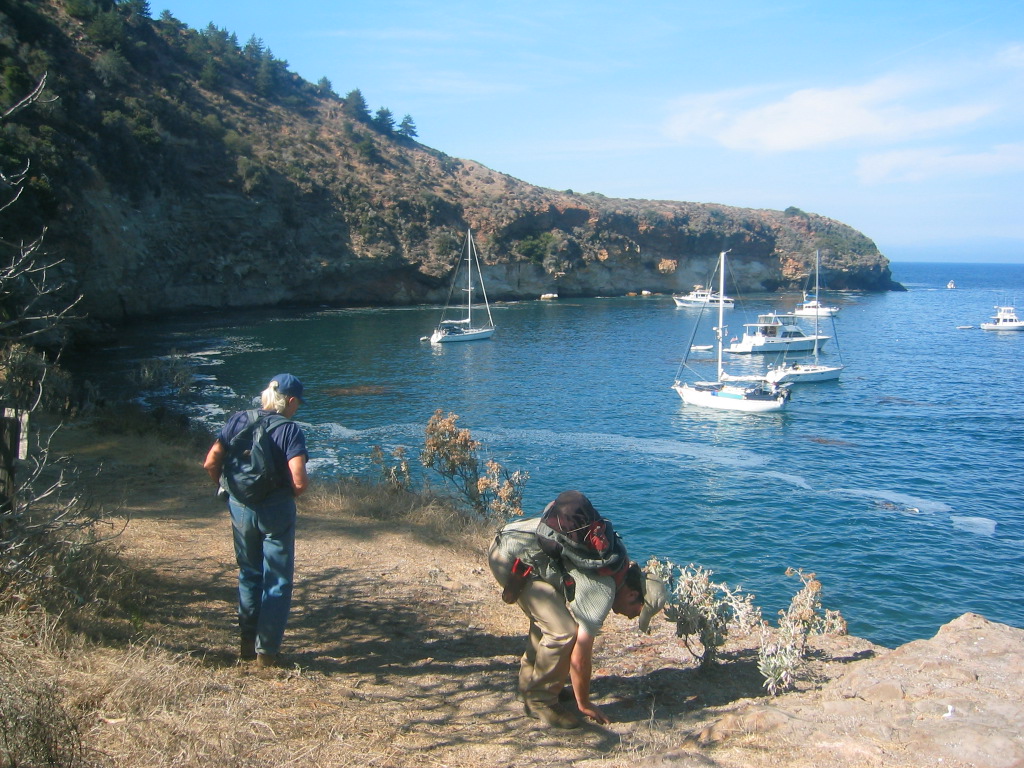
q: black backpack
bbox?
[536,490,629,583]
[221,409,290,504]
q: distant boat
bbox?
[726,312,830,355]
[793,296,839,317]
[793,253,839,317]
[428,229,496,344]
[948,280,956,289]
[980,306,1024,332]
[540,293,558,300]
[672,250,790,413]
[673,285,734,308]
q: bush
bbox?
[647,559,845,691]
[419,409,527,521]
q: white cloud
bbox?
[857,143,1024,183]
[664,74,994,152]
[995,42,1024,68]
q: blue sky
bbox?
[156,1,1024,262]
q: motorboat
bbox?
[793,253,839,317]
[726,313,829,354]
[793,296,839,317]
[672,285,734,308]
[980,306,1024,331]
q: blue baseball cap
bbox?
[271,373,305,402]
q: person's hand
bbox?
[578,703,610,725]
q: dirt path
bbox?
[53,419,1023,768]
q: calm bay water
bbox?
[85,262,1024,648]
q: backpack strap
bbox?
[247,409,289,432]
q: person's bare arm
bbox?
[288,454,308,497]
[569,628,609,724]
[203,441,225,484]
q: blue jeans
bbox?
[229,493,296,656]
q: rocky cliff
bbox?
[2,1,903,326]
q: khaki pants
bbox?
[488,540,577,706]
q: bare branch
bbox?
[1,72,48,120]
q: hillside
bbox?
[1,0,902,326]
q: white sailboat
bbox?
[764,251,844,384]
[793,252,839,317]
[428,229,496,344]
[672,251,791,412]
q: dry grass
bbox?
[1,411,905,768]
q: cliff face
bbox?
[3,1,902,325]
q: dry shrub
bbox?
[89,402,211,452]
[0,610,96,768]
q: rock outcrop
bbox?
[640,613,1024,768]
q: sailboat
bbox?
[428,229,496,344]
[672,251,791,412]
[793,252,839,317]
[764,251,844,384]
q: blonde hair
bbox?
[260,380,290,414]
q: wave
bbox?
[832,487,953,515]
[949,515,998,536]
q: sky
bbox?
[155,1,1024,263]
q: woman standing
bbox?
[203,373,309,667]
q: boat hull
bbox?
[793,305,838,317]
[672,381,788,413]
[673,295,734,308]
[431,327,496,343]
[765,363,843,384]
[726,335,829,354]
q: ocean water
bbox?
[82,261,1024,648]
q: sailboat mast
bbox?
[717,250,727,382]
[812,250,820,364]
[465,229,473,326]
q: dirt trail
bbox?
[54,419,1023,768]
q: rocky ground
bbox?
[45,418,1024,768]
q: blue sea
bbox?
[86,261,1024,648]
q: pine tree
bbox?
[397,114,418,139]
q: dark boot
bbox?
[523,700,580,729]
[256,652,280,669]
[239,636,256,661]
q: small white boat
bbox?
[793,295,839,317]
[672,285,734,308]
[726,313,829,354]
[429,229,496,344]
[947,280,956,289]
[793,253,838,316]
[540,293,558,300]
[980,306,1024,331]
[672,251,790,413]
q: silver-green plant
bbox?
[646,558,761,670]
[757,567,847,695]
